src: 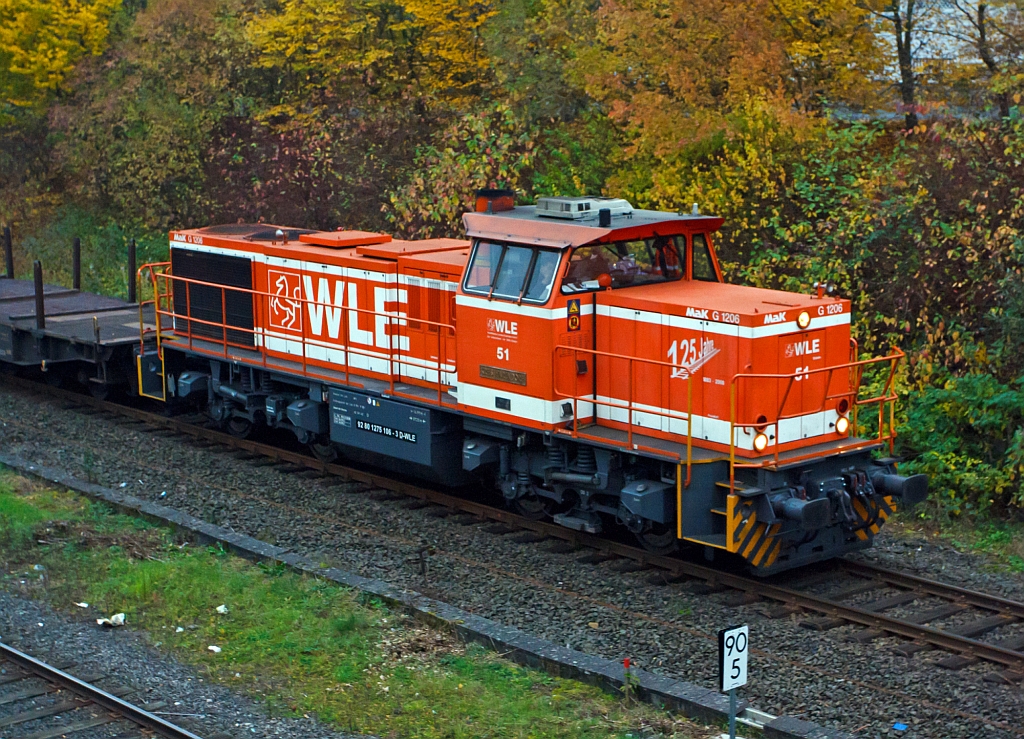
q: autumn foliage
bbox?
[2,0,1024,517]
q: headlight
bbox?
[836,415,850,434]
[753,432,769,452]
[797,311,810,329]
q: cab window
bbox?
[561,236,683,293]
[491,245,533,298]
[523,250,561,302]
[465,241,502,292]
[691,233,719,282]
[463,241,562,304]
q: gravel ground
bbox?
[0,590,369,739]
[2,384,1023,739]
[852,527,1024,601]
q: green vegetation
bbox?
[0,471,707,738]
[2,0,1024,528]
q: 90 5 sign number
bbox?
[718,624,749,692]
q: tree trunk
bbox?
[893,1,919,129]
[974,4,1011,119]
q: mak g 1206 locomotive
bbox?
[131,192,926,574]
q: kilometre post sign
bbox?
[718,624,748,692]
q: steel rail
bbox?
[0,642,205,739]
[6,375,1024,672]
[837,558,1024,620]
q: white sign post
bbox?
[718,624,749,739]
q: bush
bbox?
[898,374,1024,518]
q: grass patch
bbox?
[0,470,710,739]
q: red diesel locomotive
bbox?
[134,192,926,574]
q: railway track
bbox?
[0,641,206,739]
[6,375,1024,683]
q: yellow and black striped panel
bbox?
[728,496,783,569]
[851,495,898,541]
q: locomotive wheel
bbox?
[226,417,254,439]
[309,441,338,463]
[636,522,679,555]
[512,493,549,520]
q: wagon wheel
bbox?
[226,417,254,439]
[635,522,679,555]
[309,441,338,464]
[511,491,550,520]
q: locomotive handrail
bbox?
[552,341,905,498]
[139,266,457,408]
[552,343,695,485]
[727,348,904,493]
[137,262,172,358]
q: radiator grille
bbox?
[171,248,254,345]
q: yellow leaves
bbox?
[403,0,496,95]
[245,0,495,106]
[0,0,122,107]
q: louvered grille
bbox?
[170,248,254,345]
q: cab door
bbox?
[554,290,596,424]
[455,241,568,427]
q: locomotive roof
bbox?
[463,207,724,249]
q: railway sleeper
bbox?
[983,669,1024,684]
[21,713,118,739]
[721,591,764,607]
[892,615,1016,658]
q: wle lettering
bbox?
[786,339,820,358]
[269,270,407,350]
[487,317,518,337]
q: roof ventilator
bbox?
[536,196,633,221]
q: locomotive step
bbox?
[682,533,729,550]
[714,481,765,497]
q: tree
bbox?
[0,0,121,112]
[245,0,496,113]
[930,0,1024,117]
[766,0,884,112]
[860,0,941,128]
[387,103,535,238]
[571,0,888,163]
[484,0,599,122]
[47,0,243,228]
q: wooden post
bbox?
[72,237,81,290]
[33,260,45,329]
[127,238,137,303]
[3,226,13,278]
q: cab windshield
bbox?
[464,241,561,304]
[562,236,684,293]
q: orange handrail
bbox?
[727,348,904,492]
[553,342,905,493]
[553,343,695,473]
[140,266,457,407]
